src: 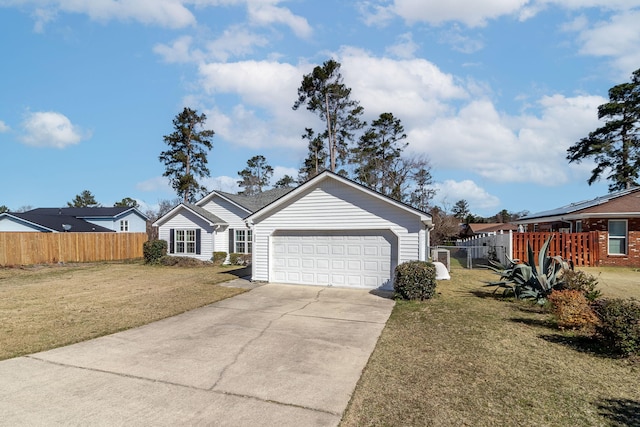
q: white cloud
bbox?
[439,25,484,53]
[410,94,605,186]
[385,32,419,59]
[360,0,640,27]
[339,47,468,122]
[202,175,240,193]
[0,120,9,132]
[272,165,299,182]
[153,35,201,64]
[191,49,606,189]
[205,26,270,61]
[434,180,501,211]
[380,0,529,27]
[572,10,640,78]
[136,176,172,193]
[20,111,89,148]
[247,2,312,38]
[17,0,197,30]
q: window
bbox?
[575,220,582,233]
[608,220,627,255]
[234,229,252,254]
[175,229,196,254]
[119,220,129,232]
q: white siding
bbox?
[85,212,147,232]
[0,217,47,232]
[251,179,426,283]
[201,195,252,257]
[201,196,249,227]
[158,210,215,261]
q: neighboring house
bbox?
[515,187,640,266]
[154,171,433,289]
[0,207,148,233]
[460,222,518,238]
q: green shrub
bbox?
[561,269,602,301]
[393,261,437,301]
[594,298,640,356]
[143,240,167,265]
[212,251,227,266]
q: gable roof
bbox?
[245,171,432,226]
[27,207,148,220]
[517,187,640,223]
[1,212,115,232]
[152,203,227,227]
[198,187,294,213]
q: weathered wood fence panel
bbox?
[0,232,147,266]
[512,232,600,267]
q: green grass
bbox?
[340,266,640,426]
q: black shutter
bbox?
[169,228,175,254]
[196,229,201,255]
[228,228,234,254]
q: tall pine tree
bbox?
[567,68,640,191]
[159,108,214,203]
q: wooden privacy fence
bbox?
[0,232,148,266]
[512,232,600,267]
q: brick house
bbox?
[515,187,640,267]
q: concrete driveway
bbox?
[0,282,394,426]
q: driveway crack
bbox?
[209,288,326,390]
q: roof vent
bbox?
[62,224,72,232]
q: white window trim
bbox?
[234,229,253,254]
[119,220,129,232]
[175,229,196,254]
[608,219,627,255]
[575,220,582,233]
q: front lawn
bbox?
[341,266,640,426]
[0,262,247,360]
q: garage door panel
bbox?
[271,231,394,289]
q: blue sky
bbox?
[1,0,640,217]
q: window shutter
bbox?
[228,228,234,254]
[169,228,175,254]
[196,229,201,255]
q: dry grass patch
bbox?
[0,262,248,360]
[341,267,640,427]
[578,266,640,299]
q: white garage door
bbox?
[271,230,395,288]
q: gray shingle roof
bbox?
[217,187,294,212]
[519,186,640,221]
[27,207,142,218]
[184,204,227,224]
[4,212,115,232]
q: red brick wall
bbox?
[596,230,640,267]
[531,218,640,267]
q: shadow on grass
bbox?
[596,398,640,426]
[538,333,621,358]
[468,288,510,300]
[510,317,556,329]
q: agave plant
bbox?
[484,236,570,304]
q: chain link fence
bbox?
[431,245,509,270]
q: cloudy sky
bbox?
[1,0,639,217]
